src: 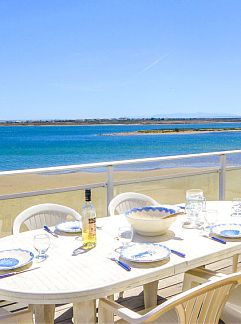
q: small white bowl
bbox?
[125,206,179,236]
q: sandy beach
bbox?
[0,167,240,236]
[101,129,241,136]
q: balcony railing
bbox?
[0,150,241,215]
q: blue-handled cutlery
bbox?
[110,258,131,271]
[170,249,186,258]
[202,234,226,244]
[0,266,40,279]
[43,225,58,238]
[210,236,226,244]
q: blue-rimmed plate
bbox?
[56,221,81,233]
[0,249,34,270]
[120,243,171,263]
[211,223,241,238]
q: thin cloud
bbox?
[120,53,169,87]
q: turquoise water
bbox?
[0,123,241,171]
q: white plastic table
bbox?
[0,201,240,323]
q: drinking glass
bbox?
[184,189,206,229]
[203,209,218,232]
[231,198,241,217]
[34,234,50,260]
[118,226,133,247]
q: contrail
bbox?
[139,54,169,74]
[120,53,169,87]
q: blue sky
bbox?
[0,0,241,120]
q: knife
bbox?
[170,249,186,258]
[43,225,58,238]
[110,258,131,271]
[0,266,41,279]
[202,234,226,244]
[210,236,226,244]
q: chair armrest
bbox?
[186,267,225,280]
[99,298,142,323]
[183,267,225,291]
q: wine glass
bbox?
[34,234,50,260]
[203,209,218,233]
[231,198,241,217]
[118,226,133,248]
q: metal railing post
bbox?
[219,154,226,201]
[106,165,114,215]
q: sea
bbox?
[0,123,241,172]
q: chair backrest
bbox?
[141,271,241,324]
[108,192,159,216]
[13,203,81,234]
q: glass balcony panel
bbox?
[114,172,219,205]
[0,187,106,237]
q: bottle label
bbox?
[88,218,96,236]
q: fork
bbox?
[43,225,58,238]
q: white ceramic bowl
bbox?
[125,205,179,236]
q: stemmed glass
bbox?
[231,198,241,217]
[34,234,50,261]
[202,209,218,233]
[118,226,133,248]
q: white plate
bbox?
[211,223,241,238]
[120,243,171,263]
[56,221,81,233]
[0,249,34,270]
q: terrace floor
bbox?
[54,256,241,323]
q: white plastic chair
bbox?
[99,270,241,324]
[221,285,241,323]
[13,203,81,234]
[7,204,81,320]
[183,267,241,324]
[108,192,159,216]
[108,192,159,299]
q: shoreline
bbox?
[1,119,241,127]
[101,128,241,136]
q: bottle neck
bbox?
[85,189,91,202]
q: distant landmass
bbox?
[152,112,241,118]
[102,127,241,137]
[1,115,241,126]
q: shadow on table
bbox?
[133,230,182,243]
[119,257,170,269]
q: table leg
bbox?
[143,280,159,308]
[233,254,239,272]
[73,300,96,324]
[32,305,55,324]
